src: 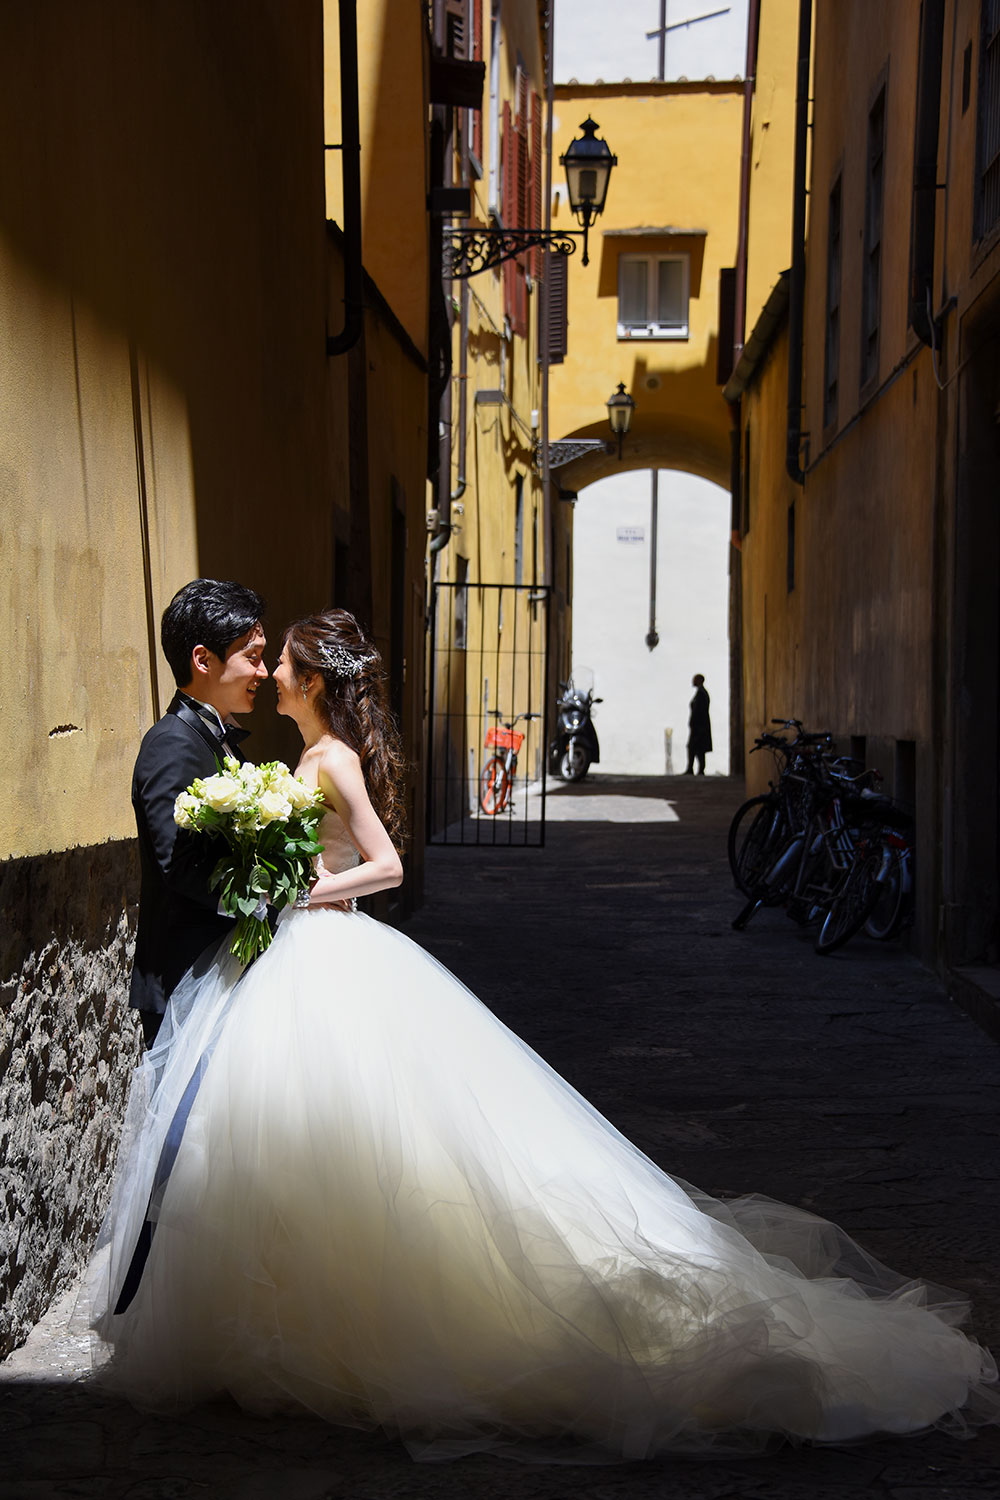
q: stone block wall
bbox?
[0,841,141,1360]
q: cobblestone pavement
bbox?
[4,774,999,1499]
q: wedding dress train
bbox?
[89,890,997,1461]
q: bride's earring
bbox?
[301,681,309,701]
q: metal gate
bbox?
[426,581,550,846]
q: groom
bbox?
[130,579,268,1047]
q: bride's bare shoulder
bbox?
[316,736,362,784]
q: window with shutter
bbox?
[444,0,465,58]
[547,254,569,363]
[616,254,689,338]
[501,101,518,328]
[471,0,484,164]
[824,175,842,429]
[530,89,543,279]
[861,86,886,389]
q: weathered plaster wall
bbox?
[0,843,140,1360]
[0,0,331,1354]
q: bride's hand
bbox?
[298,855,350,910]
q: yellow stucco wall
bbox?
[427,0,563,829]
[0,245,187,855]
[802,2,920,446]
[324,0,429,357]
[0,1,333,861]
[744,0,799,336]
[548,82,744,492]
[739,3,938,791]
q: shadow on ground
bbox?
[4,776,999,1498]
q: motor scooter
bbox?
[549,673,601,782]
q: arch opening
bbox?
[569,468,731,777]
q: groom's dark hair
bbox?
[161,579,266,687]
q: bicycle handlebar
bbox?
[489,710,541,725]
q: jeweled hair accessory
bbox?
[316,641,378,679]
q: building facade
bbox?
[729,0,1000,977]
[425,0,572,840]
[0,0,435,1355]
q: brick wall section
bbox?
[0,841,141,1359]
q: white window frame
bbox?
[616,252,690,339]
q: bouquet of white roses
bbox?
[174,758,326,966]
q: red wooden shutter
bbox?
[547,253,569,363]
[472,0,483,161]
[512,71,529,334]
[530,89,543,279]
[502,101,515,322]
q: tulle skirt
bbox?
[88,907,998,1461]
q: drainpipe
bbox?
[910,0,946,346]
[733,0,760,362]
[540,0,554,586]
[430,277,467,552]
[429,0,461,556]
[326,0,363,357]
[786,0,811,485]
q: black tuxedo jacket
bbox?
[129,694,246,1015]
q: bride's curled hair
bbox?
[283,609,407,847]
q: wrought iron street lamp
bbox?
[560,117,617,266]
[606,382,635,459]
[443,117,617,278]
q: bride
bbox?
[89,608,997,1462]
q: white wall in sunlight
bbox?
[570,469,730,775]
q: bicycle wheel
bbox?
[479,756,510,815]
[728,795,782,895]
[815,848,882,955]
[863,848,907,940]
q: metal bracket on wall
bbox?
[443,230,578,279]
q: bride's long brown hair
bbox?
[283,609,407,847]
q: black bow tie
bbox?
[223,724,251,746]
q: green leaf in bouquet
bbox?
[250,869,270,895]
[236,893,260,916]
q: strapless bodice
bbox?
[316,807,360,877]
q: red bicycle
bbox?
[479,711,540,815]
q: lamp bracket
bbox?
[534,438,614,473]
[444,228,581,279]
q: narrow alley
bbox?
[4,776,998,1499]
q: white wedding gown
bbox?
[88,819,998,1462]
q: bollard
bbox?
[664,727,673,775]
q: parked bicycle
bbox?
[863,808,915,941]
[479,711,540,815]
[728,720,913,955]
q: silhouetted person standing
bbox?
[684,674,712,775]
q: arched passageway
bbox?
[568,467,732,777]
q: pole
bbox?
[645,470,660,650]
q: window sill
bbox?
[616,326,689,341]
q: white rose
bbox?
[173,791,200,829]
[280,775,316,811]
[200,773,242,813]
[240,766,264,797]
[257,788,292,825]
